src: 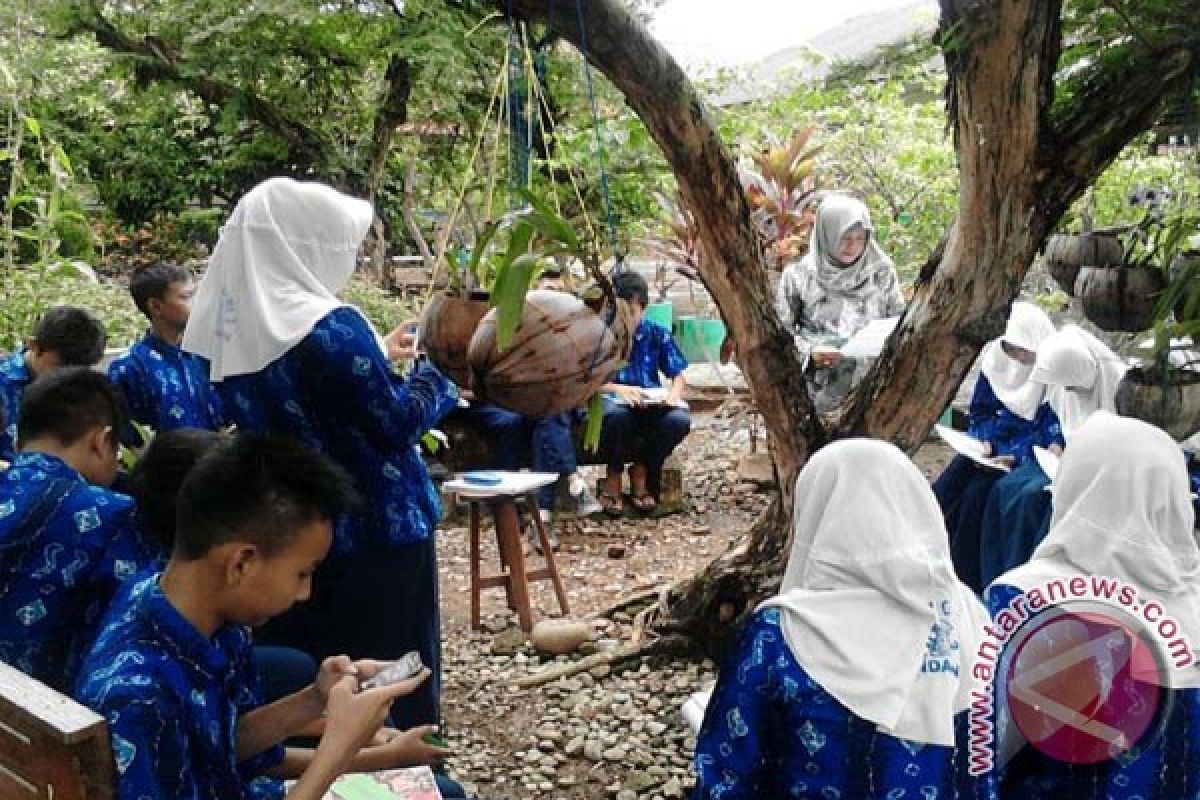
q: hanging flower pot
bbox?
[1115,366,1200,441]
[418,289,491,388]
[467,289,635,417]
[1074,264,1165,332]
[1043,232,1124,295]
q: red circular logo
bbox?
[1004,606,1168,765]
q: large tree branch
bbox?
[493,0,822,489]
[364,54,414,202]
[71,0,348,177]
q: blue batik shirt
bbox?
[108,331,224,442]
[614,319,688,390]
[0,452,159,691]
[75,575,285,800]
[983,584,1200,799]
[218,307,458,555]
[967,375,1065,465]
[693,608,989,800]
[0,350,33,461]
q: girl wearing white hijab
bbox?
[775,194,906,412]
[933,302,1059,591]
[979,324,1128,587]
[693,439,991,799]
[183,177,460,734]
[985,413,1200,799]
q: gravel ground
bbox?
[433,405,953,799]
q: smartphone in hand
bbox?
[360,651,425,690]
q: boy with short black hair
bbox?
[109,263,223,441]
[0,367,156,691]
[0,305,108,459]
[75,434,449,800]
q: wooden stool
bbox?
[445,472,570,632]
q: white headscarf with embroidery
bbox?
[183,177,376,381]
[758,439,991,746]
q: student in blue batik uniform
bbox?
[125,427,319,705]
[74,435,451,800]
[597,271,690,515]
[933,302,1061,591]
[693,439,993,800]
[108,263,224,443]
[983,413,1200,799]
[182,178,458,730]
[0,368,156,691]
[0,306,108,461]
[979,325,1126,588]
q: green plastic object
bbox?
[674,316,726,363]
[644,302,673,330]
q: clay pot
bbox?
[419,290,491,388]
[1075,264,1165,332]
[467,289,635,417]
[1043,233,1124,295]
[1115,367,1200,440]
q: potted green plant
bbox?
[1075,210,1178,333]
[1115,211,1200,439]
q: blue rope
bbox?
[574,0,623,270]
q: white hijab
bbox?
[183,177,376,381]
[801,194,897,299]
[999,412,1200,686]
[979,302,1057,420]
[1030,325,1127,439]
[758,439,991,746]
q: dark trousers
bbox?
[254,645,318,704]
[256,537,442,729]
[596,399,691,495]
[461,403,581,509]
[932,455,1003,593]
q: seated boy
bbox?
[0,368,156,691]
[596,272,691,515]
[0,306,108,460]
[108,264,224,442]
[75,434,452,800]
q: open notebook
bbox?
[301,767,443,800]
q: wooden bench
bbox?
[0,661,113,799]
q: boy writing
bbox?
[108,263,224,441]
[0,368,156,690]
[0,305,108,460]
[75,434,449,800]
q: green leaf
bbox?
[490,251,543,351]
[23,116,41,137]
[582,392,605,453]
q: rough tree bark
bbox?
[493,0,1197,656]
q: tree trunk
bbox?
[493,0,1197,658]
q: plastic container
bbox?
[674,316,727,363]
[644,302,673,330]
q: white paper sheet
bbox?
[935,425,1012,473]
[1033,446,1060,482]
[840,316,901,359]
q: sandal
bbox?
[599,491,624,517]
[629,492,658,513]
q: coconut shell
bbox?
[419,290,491,388]
[1043,233,1124,295]
[1075,264,1165,332]
[467,289,635,417]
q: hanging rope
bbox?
[574,0,623,271]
